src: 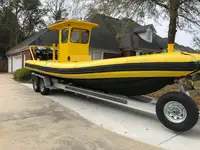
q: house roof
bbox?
[136,34,161,51]
[119,32,161,52]
[6,14,121,55]
[6,29,49,55]
[152,36,199,53]
[87,13,162,52]
[133,24,157,34]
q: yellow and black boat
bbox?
[25,19,200,96]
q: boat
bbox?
[25,19,200,96]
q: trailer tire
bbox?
[39,78,49,95]
[32,76,40,92]
[156,91,199,132]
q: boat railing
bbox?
[29,44,58,61]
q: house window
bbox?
[91,52,104,60]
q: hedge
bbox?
[13,68,32,81]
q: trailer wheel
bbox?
[32,76,40,92]
[156,91,199,132]
[39,78,49,95]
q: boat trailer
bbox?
[31,72,199,132]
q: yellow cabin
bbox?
[47,20,99,62]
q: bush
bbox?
[13,68,32,81]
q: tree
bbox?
[44,0,70,23]
[11,0,46,38]
[44,0,88,24]
[87,0,200,49]
[0,0,45,54]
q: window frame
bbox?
[70,28,90,44]
[61,28,69,43]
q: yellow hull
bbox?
[25,52,200,96]
[25,52,200,79]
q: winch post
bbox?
[168,44,175,53]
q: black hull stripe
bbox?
[25,62,199,74]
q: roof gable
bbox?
[133,24,157,34]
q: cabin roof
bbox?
[48,20,99,30]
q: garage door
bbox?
[8,57,12,73]
[13,55,22,72]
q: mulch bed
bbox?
[147,81,200,109]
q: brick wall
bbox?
[0,60,8,72]
[22,50,31,67]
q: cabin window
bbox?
[61,28,69,43]
[70,28,89,44]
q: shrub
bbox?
[13,68,32,81]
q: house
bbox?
[6,13,197,73]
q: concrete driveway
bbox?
[23,78,200,150]
[0,73,164,150]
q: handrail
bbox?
[29,45,36,60]
[29,45,58,61]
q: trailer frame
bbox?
[31,72,199,132]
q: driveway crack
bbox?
[0,113,47,123]
[157,132,182,146]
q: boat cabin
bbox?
[30,20,99,62]
[48,20,99,62]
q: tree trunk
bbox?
[168,0,179,44]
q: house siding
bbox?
[7,48,31,73]
[22,50,31,67]
[138,28,153,43]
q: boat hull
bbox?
[25,52,200,96]
[66,77,175,96]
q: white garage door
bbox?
[13,55,22,72]
[8,57,12,73]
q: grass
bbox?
[147,81,200,108]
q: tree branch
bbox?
[179,0,189,6]
[179,14,200,27]
[151,0,169,9]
